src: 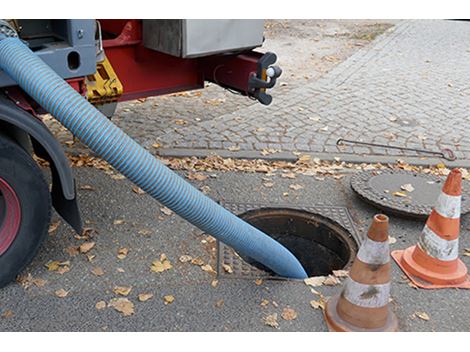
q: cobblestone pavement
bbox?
[148,20,470,163]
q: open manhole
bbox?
[217,203,360,280]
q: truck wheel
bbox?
[0,134,51,288]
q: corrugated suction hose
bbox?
[0,37,307,279]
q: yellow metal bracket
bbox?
[86,55,123,105]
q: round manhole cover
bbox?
[351,169,470,219]
[238,208,358,277]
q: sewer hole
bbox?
[238,208,358,277]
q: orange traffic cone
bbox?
[324,214,398,332]
[391,168,470,289]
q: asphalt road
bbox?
[0,166,468,331]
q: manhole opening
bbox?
[238,208,358,278]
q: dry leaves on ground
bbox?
[1,310,14,319]
[163,295,175,305]
[187,172,208,181]
[79,241,95,254]
[160,207,173,216]
[289,184,304,191]
[463,248,470,257]
[117,247,129,260]
[310,299,326,310]
[109,298,134,316]
[201,264,215,273]
[138,293,154,302]
[45,260,70,275]
[401,183,415,192]
[48,221,60,234]
[332,270,349,278]
[415,312,430,321]
[222,264,233,274]
[54,289,69,298]
[91,267,104,276]
[151,254,173,273]
[113,286,132,296]
[281,307,298,321]
[132,186,145,195]
[264,313,279,328]
[191,257,204,266]
[179,255,193,263]
[95,301,107,310]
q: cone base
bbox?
[323,295,398,332]
[391,246,470,289]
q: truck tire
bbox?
[0,133,51,288]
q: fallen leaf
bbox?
[310,299,325,310]
[113,286,132,296]
[215,299,224,308]
[132,186,145,195]
[33,278,47,287]
[263,182,274,188]
[138,229,152,236]
[260,299,270,307]
[228,146,240,152]
[281,172,296,179]
[48,221,60,234]
[109,298,134,316]
[415,312,430,321]
[187,172,208,181]
[179,255,193,263]
[79,241,95,254]
[304,276,326,287]
[201,264,214,273]
[113,219,125,225]
[54,289,69,298]
[175,119,187,125]
[281,307,298,321]
[95,301,107,310]
[255,279,263,286]
[160,207,173,216]
[66,246,79,257]
[163,295,175,305]
[151,255,172,273]
[117,247,129,260]
[152,142,161,149]
[91,267,104,276]
[323,275,340,286]
[80,185,95,191]
[463,248,470,257]
[211,280,219,288]
[401,183,415,192]
[289,184,304,191]
[138,293,154,302]
[191,257,204,266]
[264,313,279,328]
[222,264,233,274]
[1,310,14,318]
[45,260,61,271]
[389,236,397,244]
[332,270,349,278]
[392,191,408,198]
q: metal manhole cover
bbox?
[351,169,470,219]
[217,202,360,280]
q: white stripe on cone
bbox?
[342,278,390,308]
[418,225,459,261]
[356,237,390,265]
[434,193,461,219]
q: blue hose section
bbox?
[0,38,307,279]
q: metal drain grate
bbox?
[217,202,360,280]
